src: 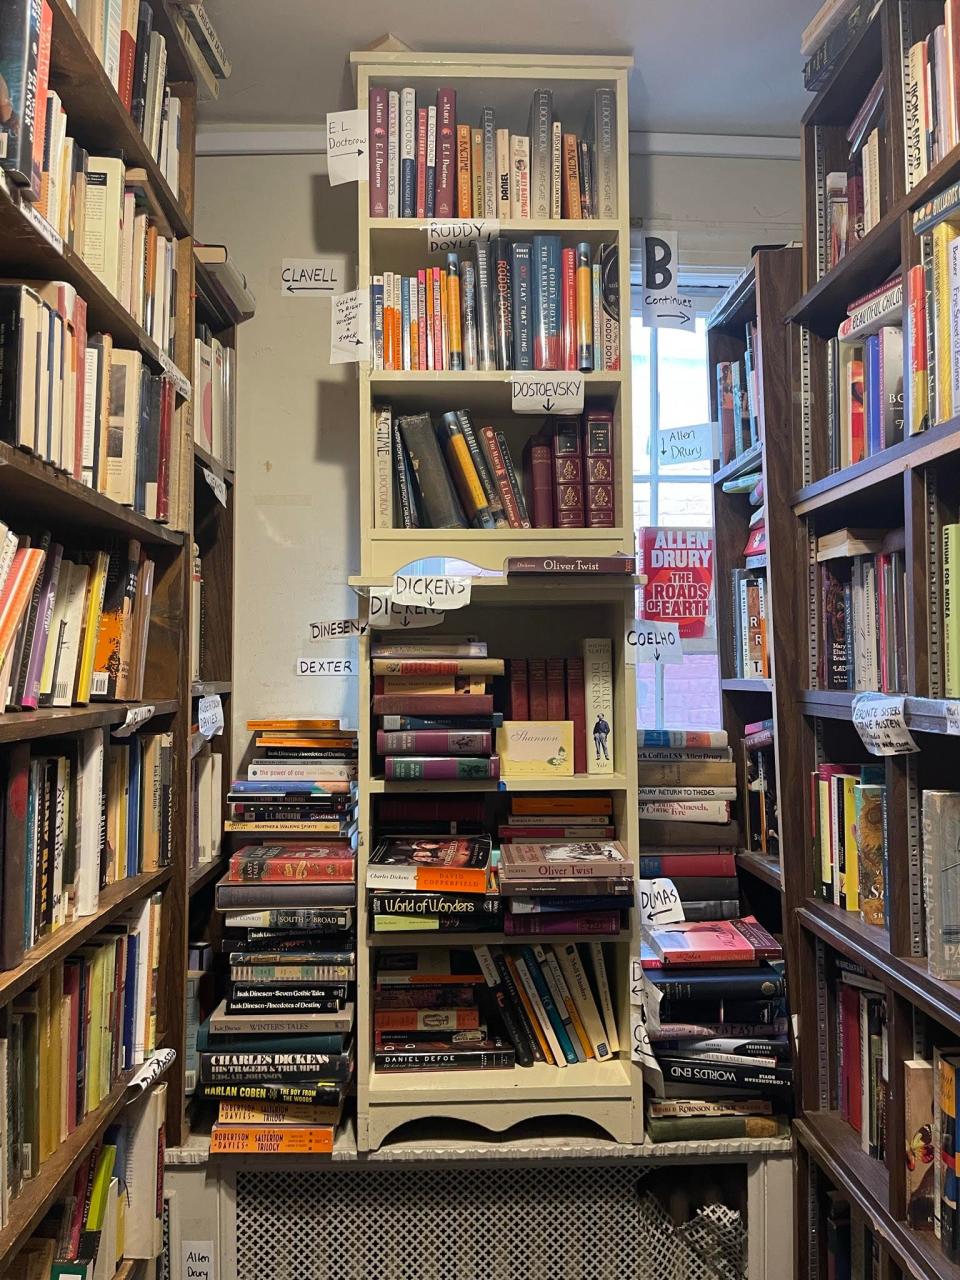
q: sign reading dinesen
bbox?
[638,527,714,639]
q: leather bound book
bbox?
[508,657,529,719]
[522,427,554,527]
[527,659,548,719]
[551,417,584,528]
[565,657,587,774]
[397,415,467,528]
[583,408,615,528]
[545,657,566,719]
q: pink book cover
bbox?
[649,920,758,966]
[415,107,428,217]
[417,270,428,370]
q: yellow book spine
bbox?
[442,433,487,520]
[842,774,859,912]
[933,222,956,423]
[37,972,53,1162]
[945,524,960,697]
[818,778,832,893]
[77,552,109,703]
[209,1124,334,1155]
[85,1144,118,1231]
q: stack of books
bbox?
[637,730,740,862]
[371,239,619,372]
[505,640,614,776]
[367,834,500,935]
[821,72,885,268]
[372,640,502,780]
[367,85,617,221]
[375,406,615,532]
[817,527,906,692]
[641,917,792,1141]
[194,322,237,470]
[742,718,779,863]
[228,717,359,832]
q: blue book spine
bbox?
[123,933,139,1068]
[511,241,533,370]
[865,334,882,456]
[126,737,142,877]
[519,946,578,1064]
[531,234,561,370]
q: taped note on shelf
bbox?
[202,467,228,507]
[280,257,343,298]
[392,573,471,610]
[182,1241,216,1280]
[658,422,718,467]
[366,590,446,629]
[852,692,919,756]
[308,618,368,641]
[426,219,499,253]
[641,231,694,330]
[637,878,685,927]
[113,704,155,737]
[631,1003,664,1093]
[510,375,584,415]
[626,620,682,665]
[326,108,368,185]
[330,289,370,363]
[198,695,224,739]
[297,655,358,677]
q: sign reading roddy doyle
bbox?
[426,219,498,253]
[638,527,714,639]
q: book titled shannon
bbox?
[366,836,492,893]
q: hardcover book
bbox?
[366,837,492,893]
[497,721,574,778]
[498,841,632,881]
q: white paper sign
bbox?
[182,1240,216,1280]
[198,694,223,739]
[308,618,368,641]
[297,655,358,677]
[326,108,368,185]
[641,231,695,329]
[658,422,718,467]
[510,375,584,415]
[367,590,446,629]
[20,198,63,252]
[626,620,682,664]
[392,573,472,610]
[160,352,192,400]
[637,877,686,927]
[125,1047,176,1099]
[944,701,960,735]
[630,1004,664,1092]
[202,467,228,507]
[330,289,370,363]
[426,219,499,253]
[113,704,155,737]
[852,692,919,755]
[280,257,343,298]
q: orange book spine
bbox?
[209,1125,335,1155]
[424,268,436,369]
[0,551,44,668]
[415,866,488,893]
[505,953,553,1064]
[456,124,472,217]
[561,135,582,218]
[511,796,612,815]
[373,1008,481,1032]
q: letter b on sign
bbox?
[644,236,673,290]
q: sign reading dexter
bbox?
[638,527,714,639]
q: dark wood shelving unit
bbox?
[720,677,773,694]
[735,849,783,891]
[0,698,178,745]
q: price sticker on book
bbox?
[113,704,155,738]
[392,573,471,610]
[852,692,919,755]
[330,289,370,363]
[198,695,224,739]
[366,590,445,629]
[426,219,499,253]
[625,620,682,665]
[202,467,228,507]
[510,375,584,415]
[326,108,368,185]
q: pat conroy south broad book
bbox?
[498,840,633,881]
[366,836,492,893]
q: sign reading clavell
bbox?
[638,527,714,639]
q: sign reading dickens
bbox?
[638,527,714,639]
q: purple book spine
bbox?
[369,87,389,216]
[503,911,621,936]
[435,88,456,218]
[22,544,62,710]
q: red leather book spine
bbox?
[369,87,389,216]
[551,417,584,528]
[527,659,548,719]
[523,431,554,528]
[415,108,428,218]
[545,657,566,719]
[565,656,586,774]
[583,408,615,528]
[509,657,529,718]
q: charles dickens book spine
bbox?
[198,1052,353,1084]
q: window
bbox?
[632,299,728,730]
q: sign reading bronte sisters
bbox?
[638,527,714,639]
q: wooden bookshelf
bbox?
[350,49,639,1151]
[786,4,960,1275]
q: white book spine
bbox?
[387,90,400,218]
[583,636,614,775]
[373,405,394,528]
[557,943,610,1059]
[534,943,583,1061]
[510,134,530,220]
[76,728,104,917]
[103,0,122,88]
[588,940,619,1053]
[513,954,565,1066]
[496,127,510,219]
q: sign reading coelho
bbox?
[638,527,714,639]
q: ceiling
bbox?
[200,0,822,138]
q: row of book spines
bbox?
[832,326,903,469]
[715,334,760,465]
[836,977,887,1160]
[818,549,906,694]
[729,569,769,680]
[368,85,617,221]
[815,767,887,926]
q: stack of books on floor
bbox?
[640,917,792,1142]
[372,941,620,1072]
[227,717,359,831]
[372,640,502,780]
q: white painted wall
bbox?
[193,148,802,756]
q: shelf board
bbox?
[365,369,622,410]
[785,211,901,336]
[0,698,179,746]
[368,1055,633,1105]
[188,856,228,897]
[0,1065,143,1267]
[713,441,763,486]
[191,680,232,697]
[798,898,960,1038]
[0,442,185,546]
[720,678,772,694]
[735,849,783,891]
[795,1111,958,1280]
[367,931,625,948]
[706,262,756,332]
[194,444,236,486]
[799,688,960,736]
[48,0,191,238]
[370,527,628,542]
[793,418,960,515]
[0,868,171,1006]
[368,773,630,793]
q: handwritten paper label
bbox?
[125,1048,176,1098]
[160,352,191,400]
[20,199,63,253]
[658,423,718,467]
[202,467,228,507]
[198,694,223,739]
[326,108,368,185]
[944,701,960,735]
[330,289,370,363]
[367,590,446,630]
[281,257,343,298]
[426,219,499,253]
[308,618,367,641]
[641,231,694,330]
[637,877,685,927]
[852,692,919,755]
[630,1003,664,1093]
[510,375,584,415]
[182,1241,216,1280]
[626,620,682,665]
[392,574,471,610]
[297,655,358,677]
[113,704,155,737]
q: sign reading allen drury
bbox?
[638,527,714,640]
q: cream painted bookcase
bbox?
[348,50,641,1151]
